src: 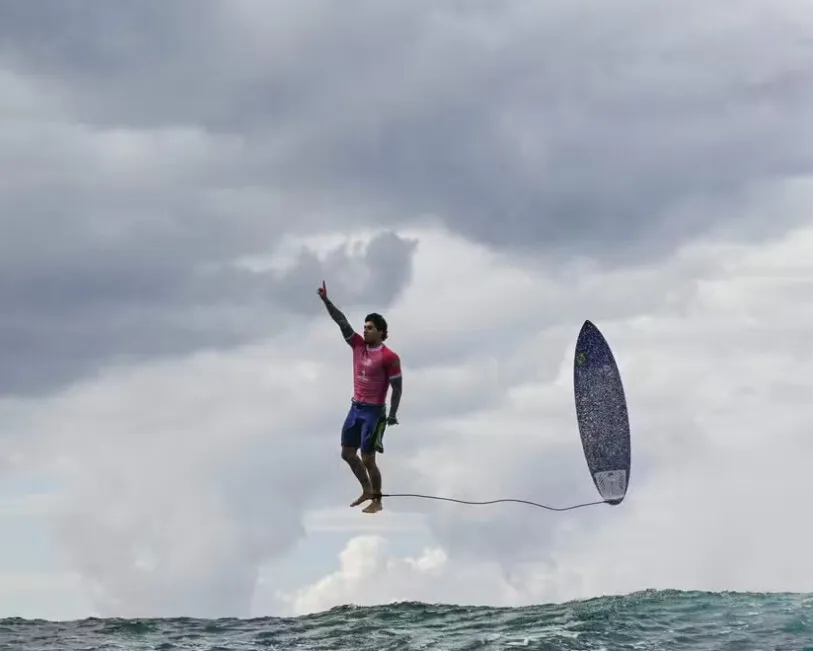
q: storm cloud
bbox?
[3,0,812,396]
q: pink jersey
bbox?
[347,332,401,405]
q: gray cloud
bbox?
[0,227,416,396]
[272,230,418,314]
[2,0,812,397]
[5,1,811,251]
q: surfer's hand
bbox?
[317,280,327,300]
[386,415,398,425]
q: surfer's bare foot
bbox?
[350,492,373,507]
[362,498,382,514]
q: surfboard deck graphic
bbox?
[573,320,631,505]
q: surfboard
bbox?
[573,319,631,505]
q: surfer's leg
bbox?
[340,406,373,505]
[360,452,382,514]
[343,446,374,506]
[360,411,387,514]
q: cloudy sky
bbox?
[2,0,813,620]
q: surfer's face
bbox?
[363,321,382,345]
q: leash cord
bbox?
[378,492,610,511]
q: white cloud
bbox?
[0,571,92,621]
[282,535,518,616]
[302,508,426,534]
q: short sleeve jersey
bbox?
[347,332,401,405]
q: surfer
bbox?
[318,281,402,514]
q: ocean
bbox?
[2,590,811,650]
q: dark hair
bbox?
[365,313,388,340]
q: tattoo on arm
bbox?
[389,376,402,416]
[322,298,354,339]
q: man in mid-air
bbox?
[318,280,402,514]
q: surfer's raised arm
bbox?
[317,280,354,342]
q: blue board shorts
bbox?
[341,400,387,454]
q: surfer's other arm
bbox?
[388,375,402,423]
